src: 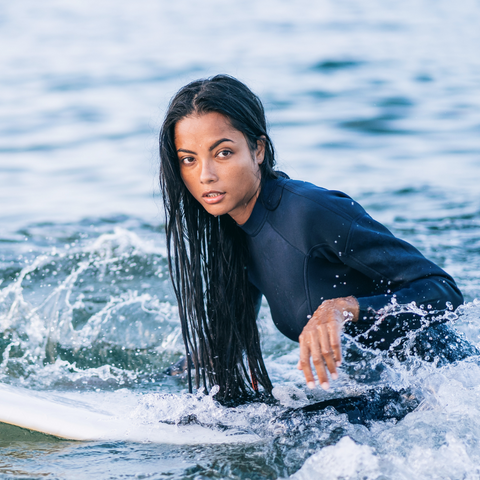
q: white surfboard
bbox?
[0,383,258,444]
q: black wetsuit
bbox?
[239,176,472,359]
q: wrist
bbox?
[344,296,359,322]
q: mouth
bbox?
[204,192,224,198]
[202,191,226,205]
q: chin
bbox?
[203,206,226,217]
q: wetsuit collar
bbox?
[238,176,286,236]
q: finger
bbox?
[327,310,343,366]
[317,322,338,380]
[309,333,330,390]
[298,336,316,389]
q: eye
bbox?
[180,156,195,165]
[217,149,232,159]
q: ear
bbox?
[255,136,266,165]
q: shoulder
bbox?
[275,178,366,222]
[261,177,367,251]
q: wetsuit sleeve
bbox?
[341,213,464,322]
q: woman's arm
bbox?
[298,212,463,390]
[343,212,463,316]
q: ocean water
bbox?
[1,0,480,478]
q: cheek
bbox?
[180,167,193,185]
[179,172,195,195]
[238,160,260,183]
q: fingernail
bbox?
[336,361,342,367]
[321,382,329,391]
[331,372,338,380]
[307,381,316,390]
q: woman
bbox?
[159,74,467,402]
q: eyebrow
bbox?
[209,138,234,151]
[176,138,234,154]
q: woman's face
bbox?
[175,112,264,225]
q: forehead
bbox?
[174,112,241,145]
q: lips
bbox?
[202,191,226,205]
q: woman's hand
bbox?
[297,296,359,390]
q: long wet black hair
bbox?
[159,75,278,402]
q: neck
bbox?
[229,184,261,225]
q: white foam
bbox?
[291,437,380,480]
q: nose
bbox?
[199,159,218,184]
